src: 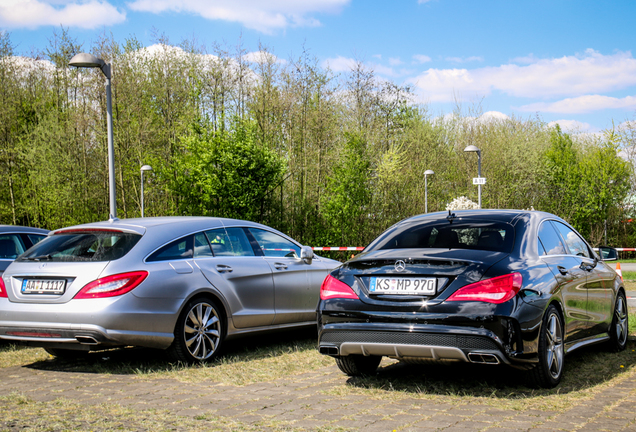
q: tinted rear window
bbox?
[366,220,514,253]
[17,231,141,262]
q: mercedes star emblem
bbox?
[394,260,406,272]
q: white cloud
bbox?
[547,119,593,132]
[479,111,509,122]
[127,0,350,34]
[412,54,431,64]
[243,51,286,65]
[519,95,636,114]
[322,55,357,72]
[409,49,636,103]
[0,0,125,29]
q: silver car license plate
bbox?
[21,279,66,295]
[369,277,436,295]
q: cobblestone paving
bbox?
[2,361,636,431]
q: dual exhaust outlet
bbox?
[319,345,500,365]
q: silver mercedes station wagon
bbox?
[0,217,340,362]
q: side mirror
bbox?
[598,246,618,261]
[300,246,314,264]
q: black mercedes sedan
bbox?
[317,210,627,388]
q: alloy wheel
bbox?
[183,302,221,360]
[546,312,564,380]
[615,295,628,347]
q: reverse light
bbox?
[320,275,359,300]
[446,273,522,304]
[0,277,7,298]
[74,271,148,299]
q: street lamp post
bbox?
[69,53,117,219]
[464,145,482,208]
[140,165,153,218]
[424,169,434,213]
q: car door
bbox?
[552,221,613,337]
[247,228,316,325]
[538,221,589,341]
[195,227,276,329]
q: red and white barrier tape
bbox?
[312,247,364,251]
[616,248,636,252]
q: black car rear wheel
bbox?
[167,298,224,363]
[335,355,382,376]
[527,305,564,388]
[608,291,628,352]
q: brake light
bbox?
[446,273,522,304]
[74,271,148,299]
[320,275,359,300]
[0,277,7,298]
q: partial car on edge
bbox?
[317,210,627,388]
[0,217,340,362]
[0,225,49,276]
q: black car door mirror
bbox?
[598,246,618,261]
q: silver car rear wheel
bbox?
[527,305,564,388]
[168,298,224,363]
[608,291,628,352]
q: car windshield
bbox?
[17,230,141,262]
[366,220,514,253]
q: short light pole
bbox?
[140,165,153,218]
[464,145,482,208]
[424,169,434,213]
[69,53,117,219]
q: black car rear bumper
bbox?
[318,322,535,367]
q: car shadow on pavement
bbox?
[22,326,319,375]
[344,339,636,396]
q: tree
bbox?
[165,118,286,222]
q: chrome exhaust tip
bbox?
[76,335,99,345]
[468,353,500,364]
[319,346,339,356]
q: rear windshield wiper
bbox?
[23,254,52,261]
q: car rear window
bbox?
[366,220,514,253]
[17,230,141,262]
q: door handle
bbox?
[274,263,288,270]
[557,266,569,275]
[215,264,233,273]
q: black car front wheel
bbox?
[528,305,564,388]
[168,298,224,363]
[335,355,382,376]
[608,291,628,352]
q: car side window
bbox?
[0,234,26,259]
[26,234,46,246]
[205,228,255,257]
[553,222,591,258]
[538,222,566,256]
[194,232,213,257]
[147,235,193,262]
[248,228,300,258]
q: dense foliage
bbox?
[1,30,635,247]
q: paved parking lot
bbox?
[2,351,636,431]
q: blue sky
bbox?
[2,0,636,133]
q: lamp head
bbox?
[69,53,110,79]
[140,165,153,172]
[424,170,434,176]
[463,145,481,153]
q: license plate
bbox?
[21,279,66,295]
[369,277,436,295]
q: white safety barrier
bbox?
[312,247,364,251]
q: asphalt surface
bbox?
[2,353,636,431]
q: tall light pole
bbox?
[424,169,434,213]
[140,165,153,217]
[69,53,117,219]
[464,145,482,209]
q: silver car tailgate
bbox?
[3,261,109,304]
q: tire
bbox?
[44,348,88,359]
[167,297,224,363]
[335,355,382,376]
[608,291,628,352]
[527,305,564,388]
